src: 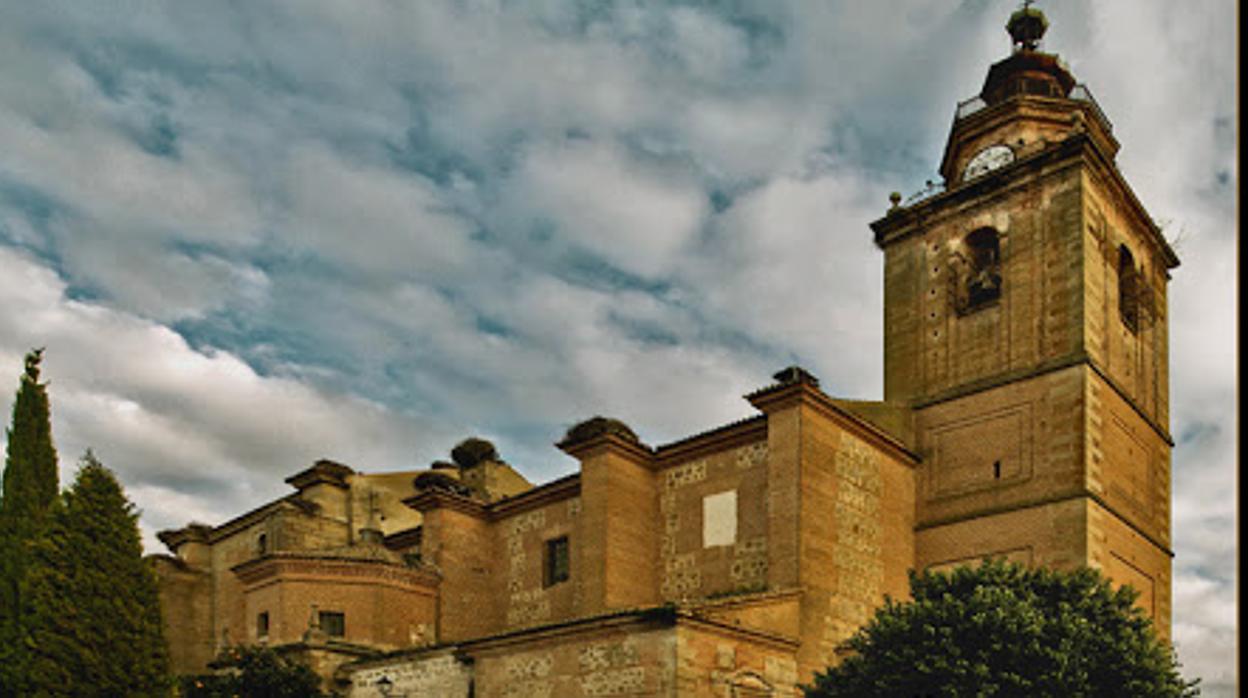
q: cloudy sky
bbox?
[0,0,1235,692]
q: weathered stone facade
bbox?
[154,11,1177,695]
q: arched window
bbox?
[257,532,268,555]
[963,227,1002,310]
[1118,245,1139,332]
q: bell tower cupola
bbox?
[936,3,1118,187]
[869,3,1179,640]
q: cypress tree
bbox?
[22,452,170,696]
[0,349,59,695]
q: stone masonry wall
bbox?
[351,653,473,697]
[658,439,770,603]
[497,496,580,631]
[423,506,498,641]
[913,365,1085,527]
[916,496,1086,574]
[152,558,213,675]
[348,619,803,697]
[473,628,675,697]
[1084,366,1171,547]
[209,521,269,651]
[673,624,800,697]
[794,407,914,682]
[883,165,1084,404]
[243,567,436,649]
[1081,173,1170,428]
[1087,496,1172,640]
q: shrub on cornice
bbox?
[562,416,639,446]
[450,437,498,469]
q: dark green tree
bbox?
[178,645,327,698]
[805,558,1199,698]
[0,349,60,694]
[21,452,170,697]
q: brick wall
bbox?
[913,366,1085,528]
[495,497,580,630]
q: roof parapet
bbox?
[285,459,354,491]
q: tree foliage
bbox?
[0,349,60,695]
[178,645,327,698]
[1,348,59,518]
[21,453,170,697]
[805,559,1199,698]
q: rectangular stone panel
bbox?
[703,490,738,548]
[930,404,1032,497]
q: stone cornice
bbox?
[156,522,211,551]
[686,586,804,613]
[409,604,800,657]
[157,495,320,553]
[490,474,581,519]
[915,489,1173,558]
[405,474,581,522]
[1077,134,1180,270]
[939,93,1116,183]
[748,381,920,465]
[654,415,768,465]
[556,431,655,465]
[872,132,1178,271]
[285,458,354,490]
[911,354,1174,446]
[231,553,441,590]
[674,609,801,651]
[382,526,422,551]
[873,134,1086,245]
[403,490,489,519]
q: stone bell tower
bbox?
[870,4,1179,638]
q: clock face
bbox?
[963,144,1015,180]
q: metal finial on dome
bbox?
[1007,0,1048,52]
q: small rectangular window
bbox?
[257,611,269,638]
[544,536,570,587]
[318,611,345,637]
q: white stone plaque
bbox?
[702,490,737,547]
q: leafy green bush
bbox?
[179,645,326,698]
[805,558,1199,697]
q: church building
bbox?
[153,7,1179,696]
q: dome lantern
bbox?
[1007,1,1048,52]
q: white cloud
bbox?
[0,1,1234,689]
[0,247,445,550]
[500,139,708,277]
[683,170,887,398]
[281,144,476,277]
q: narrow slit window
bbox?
[544,536,570,587]
[257,611,269,638]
